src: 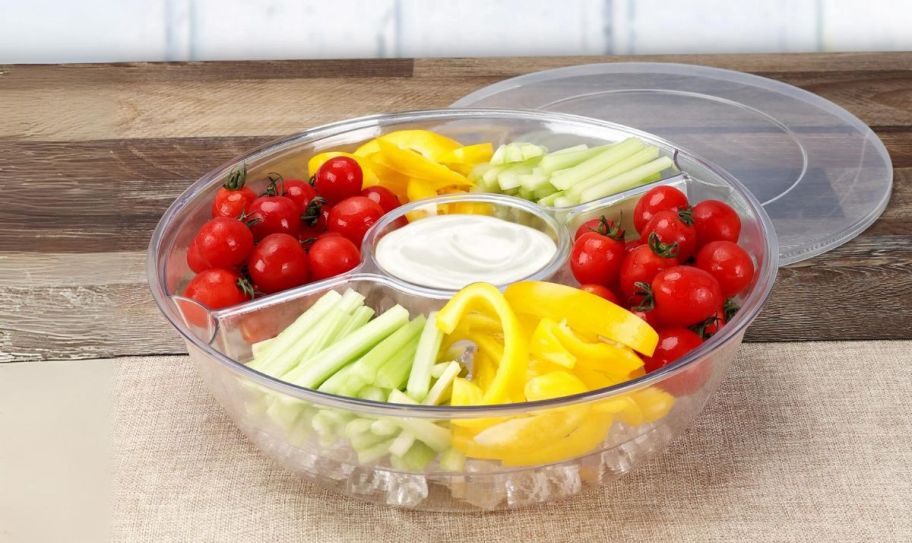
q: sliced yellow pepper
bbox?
[440,143,494,165]
[307,151,379,185]
[355,129,462,162]
[552,321,643,379]
[436,283,527,404]
[451,377,484,407]
[500,410,614,467]
[524,371,587,401]
[529,318,576,368]
[504,282,658,357]
[376,139,469,189]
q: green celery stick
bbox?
[520,143,546,161]
[388,431,417,457]
[538,191,563,207]
[497,162,536,191]
[343,418,373,438]
[370,418,399,436]
[566,146,660,201]
[551,143,589,155]
[533,182,557,200]
[250,336,277,359]
[490,144,507,165]
[356,438,396,464]
[284,305,410,389]
[247,290,342,373]
[537,144,609,174]
[357,386,388,403]
[374,338,421,390]
[393,441,436,471]
[334,305,375,341]
[439,448,466,472]
[347,316,425,385]
[579,156,675,203]
[316,362,364,395]
[406,312,444,401]
[386,390,451,452]
[350,430,390,450]
[421,361,461,406]
[297,307,349,360]
[549,138,644,190]
[430,361,452,379]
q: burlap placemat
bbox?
[113,342,912,542]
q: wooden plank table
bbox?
[1,53,910,541]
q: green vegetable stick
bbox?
[430,361,452,379]
[297,307,350,361]
[394,441,436,471]
[388,431,416,457]
[537,144,609,174]
[343,418,373,438]
[439,448,466,472]
[386,390,451,452]
[247,290,342,373]
[284,305,410,389]
[356,438,397,464]
[579,156,675,203]
[334,306,375,340]
[565,146,661,201]
[374,338,421,390]
[370,418,399,436]
[421,361,461,406]
[316,362,364,395]
[357,386,388,403]
[348,316,425,385]
[406,312,444,401]
[250,336,277,359]
[549,138,644,190]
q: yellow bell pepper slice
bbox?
[504,281,658,357]
[355,129,462,162]
[529,318,576,368]
[451,377,484,407]
[436,283,528,404]
[440,143,494,165]
[632,387,675,422]
[307,151,379,185]
[406,178,438,202]
[500,410,614,467]
[376,139,469,189]
[552,322,643,379]
[524,371,587,401]
[470,405,590,455]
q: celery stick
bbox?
[439,448,466,472]
[538,191,563,207]
[566,146,660,202]
[553,196,573,208]
[507,144,524,163]
[350,430,390,450]
[297,307,349,360]
[551,143,589,155]
[284,305,410,389]
[250,336,277,359]
[267,398,308,432]
[344,418,373,438]
[386,390,451,452]
[389,432,417,457]
[316,362,363,395]
[374,339,421,390]
[356,438,396,464]
[430,361,452,379]
[335,305,375,341]
[519,171,549,192]
[579,156,675,203]
[496,162,535,191]
[533,182,557,200]
[549,138,644,190]
[490,144,507,165]
[406,312,444,401]
[395,441,436,471]
[520,143,546,161]
[357,386,388,403]
[347,316,425,385]
[422,361,461,406]
[247,290,342,373]
[538,144,609,174]
[482,164,505,186]
[371,418,399,436]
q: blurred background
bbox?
[1,0,909,63]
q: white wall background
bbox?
[0,0,909,63]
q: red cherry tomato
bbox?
[570,232,625,287]
[187,240,208,273]
[618,233,679,300]
[307,235,361,281]
[360,186,401,213]
[189,217,254,271]
[690,307,725,340]
[327,196,384,246]
[695,240,755,297]
[314,156,363,204]
[642,328,703,373]
[641,208,698,261]
[282,179,319,213]
[299,202,330,241]
[573,215,624,241]
[580,284,620,304]
[634,186,689,234]
[631,308,662,329]
[183,268,252,310]
[651,266,723,327]
[247,233,310,294]
[692,199,741,245]
[211,167,256,218]
[625,238,644,253]
[247,195,301,240]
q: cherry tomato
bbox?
[631,308,662,328]
[641,208,698,261]
[580,284,620,304]
[618,233,679,300]
[183,268,252,310]
[642,328,703,373]
[247,233,310,294]
[690,307,725,340]
[695,240,755,297]
[314,156,363,204]
[574,215,624,241]
[633,186,689,234]
[299,202,330,241]
[189,217,254,271]
[360,186,401,213]
[651,266,723,327]
[625,238,644,253]
[307,235,361,281]
[282,179,319,213]
[570,232,625,287]
[247,195,301,240]
[211,166,256,219]
[692,199,741,245]
[187,240,208,273]
[327,196,384,246]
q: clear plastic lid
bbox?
[452,62,893,265]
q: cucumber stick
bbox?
[549,138,644,190]
[406,312,445,401]
[284,305,410,389]
[579,156,675,203]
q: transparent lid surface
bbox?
[452,62,893,265]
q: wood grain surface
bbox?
[1,53,910,363]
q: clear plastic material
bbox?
[452,62,893,265]
[148,109,778,510]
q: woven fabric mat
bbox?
[113,342,912,542]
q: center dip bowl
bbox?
[148,109,778,511]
